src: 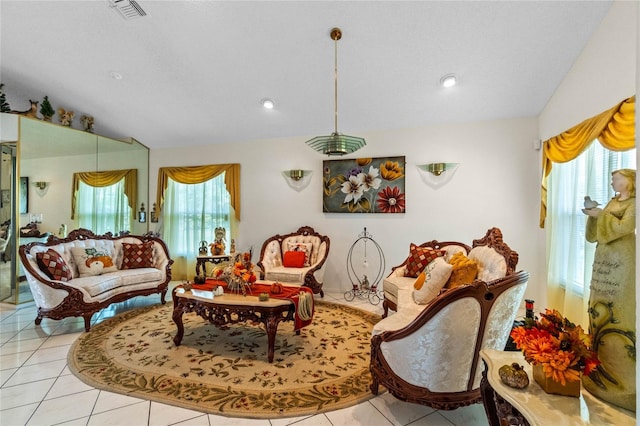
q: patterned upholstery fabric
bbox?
[405,244,445,277]
[36,249,72,282]
[121,241,155,269]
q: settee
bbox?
[369,227,529,410]
[381,227,519,319]
[257,226,330,296]
[19,228,173,331]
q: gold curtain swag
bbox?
[71,169,138,220]
[156,164,241,221]
[540,96,635,228]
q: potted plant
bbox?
[510,308,599,396]
[40,96,54,121]
[0,84,11,112]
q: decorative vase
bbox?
[532,365,580,397]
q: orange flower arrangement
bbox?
[510,309,599,385]
[213,252,256,295]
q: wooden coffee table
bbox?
[171,286,297,363]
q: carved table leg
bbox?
[264,312,281,363]
[172,301,185,346]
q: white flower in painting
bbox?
[341,174,365,204]
[361,166,381,192]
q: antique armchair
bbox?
[370,270,529,410]
[257,226,330,296]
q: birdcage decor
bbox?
[344,227,385,305]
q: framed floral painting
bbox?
[323,156,405,213]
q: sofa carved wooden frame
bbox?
[257,225,330,296]
[370,270,529,410]
[19,228,173,331]
[382,227,519,317]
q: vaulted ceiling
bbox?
[1,1,612,149]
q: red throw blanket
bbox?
[192,280,315,330]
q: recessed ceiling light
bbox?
[440,74,457,88]
[109,71,123,80]
[261,98,275,109]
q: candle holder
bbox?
[344,227,385,305]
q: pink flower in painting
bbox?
[376,186,405,213]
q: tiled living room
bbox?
[1,1,638,425]
[1,286,492,426]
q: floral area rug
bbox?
[67,300,381,419]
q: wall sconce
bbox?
[418,163,459,176]
[282,169,312,191]
[138,203,146,223]
[32,181,49,196]
[417,163,460,189]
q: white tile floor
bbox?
[0,284,490,426]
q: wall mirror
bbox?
[0,114,149,304]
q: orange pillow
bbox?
[283,251,305,268]
[445,252,478,288]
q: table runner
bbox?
[191,279,315,330]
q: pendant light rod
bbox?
[305,26,366,156]
[332,27,341,135]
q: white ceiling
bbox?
[1,1,612,150]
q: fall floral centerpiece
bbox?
[510,309,599,394]
[213,252,257,295]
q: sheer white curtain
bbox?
[546,141,635,326]
[161,173,231,280]
[75,179,131,235]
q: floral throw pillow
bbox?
[70,247,118,277]
[36,249,73,282]
[287,242,312,267]
[121,241,155,269]
[404,243,446,278]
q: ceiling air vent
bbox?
[108,0,148,21]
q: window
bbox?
[161,172,231,262]
[546,141,635,295]
[76,179,131,235]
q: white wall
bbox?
[539,1,637,139]
[151,116,543,302]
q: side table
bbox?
[195,255,231,276]
[480,349,635,425]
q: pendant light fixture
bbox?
[305,27,366,156]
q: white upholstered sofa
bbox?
[257,225,330,296]
[19,228,173,331]
[369,228,528,410]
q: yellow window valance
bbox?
[71,169,137,220]
[156,164,241,221]
[540,95,635,228]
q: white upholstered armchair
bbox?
[257,226,330,296]
[370,270,528,410]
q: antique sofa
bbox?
[257,225,330,296]
[382,227,519,318]
[369,227,529,410]
[19,228,173,331]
